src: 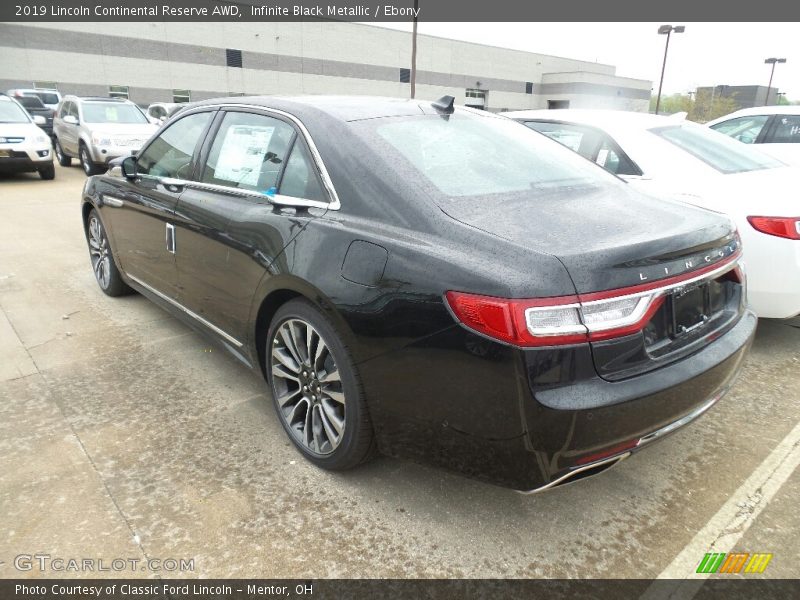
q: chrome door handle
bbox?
[166,223,176,254]
[103,195,124,208]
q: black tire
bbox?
[85,209,133,297]
[266,298,375,470]
[38,163,56,180]
[54,139,71,167]
[80,143,102,176]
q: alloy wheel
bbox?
[88,216,111,289]
[270,318,346,455]
[55,142,63,162]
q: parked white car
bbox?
[505,109,800,319]
[7,88,62,112]
[706,106,800,167]
[0,94,55,179]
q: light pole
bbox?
[410,0,419,99]
[655,24,685,115]
[764,58,786,105]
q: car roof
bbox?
[63,95,134,103]
[706,105,800,125]
[190,95,454,122]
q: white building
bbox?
[0,21,652,112]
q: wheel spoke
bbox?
[322,387,345,404]
[313,338,328,372]
[272,363,300,383]
[279,324,304,366]
[320,399,344,435]
[272,346,301,374]
[289,321,308,364]
[276,387,302,408]
[319,369,340,384]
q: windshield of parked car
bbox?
[17,96,46,110]
[370,112,619,197]
[0,98,31,123]
[649,123,782,174]
[34,92,60,105]
[81,102,148,124]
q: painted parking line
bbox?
[641,418,800,599]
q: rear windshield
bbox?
[649,123,782,174]
[34,92,60,105]
[0,98,31,123]
[370,112,617,198]
[82,102,148,124]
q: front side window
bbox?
[766,115,800,144]
[709,115,769,144]
[81,102,148,124]
[650,123,782,174]
[202,112,295,193]
[137,111,213,178]
[34,91,60,105]
[0,98,31,123]
[370,113,616,198]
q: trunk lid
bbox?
[438,182,736,295]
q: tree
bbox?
[689,89,739,123]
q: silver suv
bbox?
[53,96,157,176]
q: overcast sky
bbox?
[371,22,798,100]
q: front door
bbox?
[100,110,215,298]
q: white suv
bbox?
[53,96,157,176]
[0,94,55,180]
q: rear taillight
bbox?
[747,216,800,240]
[446,253,741,347]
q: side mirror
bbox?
[63,115,78,125]
[33,115,46,126]
[121,156,137,179]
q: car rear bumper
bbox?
[359,309,756,491]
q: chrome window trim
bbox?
[127,273,243,348]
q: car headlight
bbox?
[34,135,48,144]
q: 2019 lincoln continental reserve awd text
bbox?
[81,96,756,492]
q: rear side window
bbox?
[766,115,800,144]
[524,120,641,176]
[709,115,769,144]
[650,123,782,174]
[137,111,213,179]
[202,112,296,193]
[524,121,594,153]
[279,141,327,202]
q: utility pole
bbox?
[410,0,418,99]
[655,25,685,115]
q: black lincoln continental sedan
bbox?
[80,95,756,492]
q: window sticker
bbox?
[214,125,275,187]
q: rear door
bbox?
[100,109,215,298]
[172,107,331,345]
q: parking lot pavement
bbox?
[1,163,799,580]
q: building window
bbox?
[173,89,191,103]
[465,88,486,109]
[548,100,570,109]
[226,48,243,68]
[228,92,246,97]
[525,82,533,95]
[399,68,411,83]
[34,81,58,90]
[109,85,129,99]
